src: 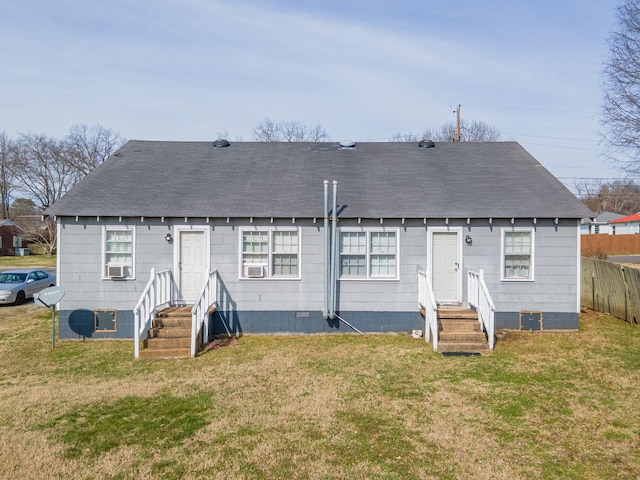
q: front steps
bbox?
[139,306,193,359]
[437,308,490,355]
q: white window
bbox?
[339,229,398,279]
[103,227,135,279]
[502,229,534,281]
[240,228,300,279]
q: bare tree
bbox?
[574,179,640,214]
[65,124,124,176]
[391,119,502,142]
[10,198,38,218]
[459,120,502,142]
[0,132,17,219]
[8,197,56,256]
[252,117,330,142]
[13,133,83,209]
[18,215,56,257]
[390,132,420,142]
[601,0,640,175]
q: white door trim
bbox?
[172,225,211,303]
[427,226,463,305]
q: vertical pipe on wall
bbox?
[329,180,338,319]
[323,180,329,319]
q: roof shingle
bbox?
[46,140,592,219]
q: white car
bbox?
[0,269,56,305]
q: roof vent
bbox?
[339,140,356,149]
[213,139,230,148]
[418,139,435,149]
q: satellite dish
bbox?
[34,286,65,308]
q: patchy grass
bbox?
[0,254,56,268]
[0,308,638,479]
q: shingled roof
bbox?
[47,140,591,219]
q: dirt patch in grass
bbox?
[0,307,638,479]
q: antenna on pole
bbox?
[454,104,461,142]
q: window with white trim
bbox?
[103,227,134,279]
[339,229,398,279]
[502,229,534,281]
[240,228,300,279]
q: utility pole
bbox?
[454,104,461,142]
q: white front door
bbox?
[431,231,461,304]
[179,230,206,303]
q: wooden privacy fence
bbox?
[581,233,640,257]
[581,257,640,324]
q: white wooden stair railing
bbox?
[191,270,219,357]
[134,268,175,359]
[418,270,438,351]
[467,269,495,350]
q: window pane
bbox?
[505,255,530,278]
[105,229,133,277]
[273,231,298,253]
[505,231,530,255]
[371,254,396,277]
[341,255,366,277]
[243,230,299,278]
[370,232,396,254]
[273,254,298,276]
[243,231,268,253]
[340,232,366,254]
[504,231,532,279]
[340,232,366,277]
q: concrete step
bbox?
[439,331,486,342]
[438,341,490,354]
[158,306,192,316]
[438,308,478,320]
[440,319,480,332]
[153,317,191,328]
[144,336,191,349]
[138,346,191,359]
[138,306,195,359]
[435,307,490,354]
[148,326,191,338]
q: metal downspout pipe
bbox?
[323,180,330,320]
[329,180,338,320]
[323,180,338,320]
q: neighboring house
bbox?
[46,140,591,349]
[608,212,640,235]
[0,220,28,256]
[580,211,624,235]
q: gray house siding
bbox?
[56,215,580,339]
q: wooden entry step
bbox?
[437,308,490,355]
[139,306,192,359]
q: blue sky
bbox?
[0,0,624,190]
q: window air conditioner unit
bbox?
[245,265,265,278]
[107,265,127,278]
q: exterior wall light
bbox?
[465,235,473,246]
[165,233,173,243]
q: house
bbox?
[580,211,624,235]
[0,219,28,256]
[608,211,640,235]
[46,140,592,355]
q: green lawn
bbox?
[0,305,638,479]
[0,254,56,268]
